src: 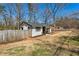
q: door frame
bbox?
[42,26,46,35]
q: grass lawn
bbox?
[0,36,79,56]
[0,30,79,56]
[7,46,26,55]
[31,36,79,56]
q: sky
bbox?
[1,3,79,23]
[34,3,79,17]
[35,3,79,23]
[59,3,79,17]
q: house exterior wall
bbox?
[28,29,32,37]
[32,28,42,37]
[49,28,52,33]
[46,28,52,34]
[22,25,28,30]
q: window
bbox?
[35,27,41,31]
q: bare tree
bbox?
[0,4,5,26]
[28,3,38,23]
[7,4,14,26]
[0,4,9,26]
[15,4,21,29]
[0,3,27,29]
[49,3,65,27]
[14,4,25,29]
[43,4,51,24]
[0,4,4,13]
[28,3,32,23]
[1,4,14,28]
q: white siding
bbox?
[50,28,52,33]
[23,25,28,30]
[32,28,42,37]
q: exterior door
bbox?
[43,27,46,34]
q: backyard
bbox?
[0,29,79,56]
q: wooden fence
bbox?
[0,30,28,43]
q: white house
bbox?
[20,21,52,37]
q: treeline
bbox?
[0,4,79,30]
[0,3,65,30]
[55,17,79,29]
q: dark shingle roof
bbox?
[20,21,50,28]
[28,22,50,28]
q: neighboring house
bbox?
[20,22,31,30]
[50,25,64,31]
[20,21,52,37]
